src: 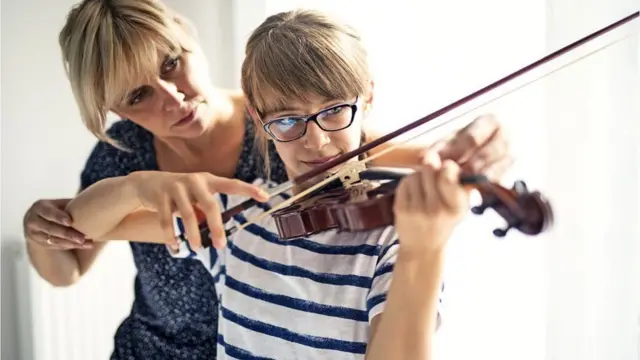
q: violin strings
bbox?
[223,14,638,238]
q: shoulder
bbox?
[80,120,156,190]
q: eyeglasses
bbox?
[262,98,359,142]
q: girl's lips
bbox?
[302,154,341,165]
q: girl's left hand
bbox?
[393,152,470,252]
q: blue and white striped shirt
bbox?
[171,178,443,359]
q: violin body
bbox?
[272,181,396,240]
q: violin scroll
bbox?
[461,175,553,238]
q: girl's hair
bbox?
[240,9,371,175]
[59,0,196,146]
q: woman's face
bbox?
[111,45,216,139]
[259,94,368,180]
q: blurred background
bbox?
[1,0,638,359]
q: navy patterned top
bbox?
[80,118,288,360]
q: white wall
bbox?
[2,0,638,359]
[544,1,639,359]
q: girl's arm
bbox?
[365,244,446,360]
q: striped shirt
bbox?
[170,178,443,359]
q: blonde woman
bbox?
[22,1,513,359]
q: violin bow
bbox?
[221,11,639,237]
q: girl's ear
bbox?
[363,80,375,113]
[246,105,273,141]
[246,104,259,122]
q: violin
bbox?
[269,168,553,240]
[197,11,637,246]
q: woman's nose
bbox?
[158,79,185,111]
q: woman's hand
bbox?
[23,198,90,250]
[393,152,470,252]
[127,171,269,249]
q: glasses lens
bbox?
[266,117,307,141]
[266,104,355,141]
[316,105,354,131]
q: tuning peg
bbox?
[471,204,488,214]
[492,225,511,237]
[512,180,528,194]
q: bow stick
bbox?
[219,11,638,238]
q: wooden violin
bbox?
[195,11,637,246]
[268,168,553,240]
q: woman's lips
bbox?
[172,106,198,128]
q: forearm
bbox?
[65,175,142,240]
[366,247,445,360]
[364,129,427,168]
[26,241,99,287]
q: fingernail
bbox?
[81,243,93,249]
[62,217,72,226]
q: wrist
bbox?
[398,226,452,254]
[124,172,146,208]
[397,245,446,266]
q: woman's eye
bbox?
[128,88,149,106]
[161,56,180,75]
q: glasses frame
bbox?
[262,97,359,143]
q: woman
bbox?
[64,10,468,359]
[22,0,512,359]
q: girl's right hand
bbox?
[127,171,269,249]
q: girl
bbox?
[65,9,471,359]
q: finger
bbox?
[405,172,426,212]
[393,175,414,214]
[37,201,73,226]
[29,217,86,244]
[420,149,443,168]
[30,231,91,250]
[172,185,202,250]
[418,164,441,212]
[190,183,226,248]
[438,114,500,163]
[460,127,508,174]
[157,193,176,247]
[209,178,269,202]
[475,156,515,183]
[437,160,466,211]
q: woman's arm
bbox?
[64,175,143,240]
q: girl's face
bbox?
[111,45,217,139]
[258,93,369,180]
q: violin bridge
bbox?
[338,162,367,188]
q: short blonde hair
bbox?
[241,9,371,173]
[59,0,196,146]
